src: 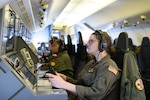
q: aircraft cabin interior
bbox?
[0,0,150,100]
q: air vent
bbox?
[16,0,26,12]
[17,0,24,7]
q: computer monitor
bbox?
[5,36,38,64]
[6,36,14,53]
[7,53,37,87]
[28,43,38,55]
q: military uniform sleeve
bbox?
[76,65,120,99]
[66,76,78,84]
[50,52,74,78]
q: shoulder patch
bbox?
[135,78,144,91]
[108,65,118,75]
[50,59,59,67]
[50,61,56,67]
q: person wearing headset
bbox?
[42,37,74,78]
[46,30,121,100]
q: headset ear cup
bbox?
[101,42,108,51]
[98,41,107,52]
[98,42,102,52]
[59,45,64,52]
[97,30,108,52]
[99,42,107,52]
[59,39,65,52]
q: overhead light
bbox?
[39,0,48,27]
[112,23,116,28]
[137,21,140,24]
[40,0,49,8]
[39,7,47,14]
[54,0,116,27]
[40,19,44,23]
[40,22,44,27]
[141,15,147,20]
[40,13,47,21]
[123,20,128,24]
[42,8,46,12]
[39,0,48,13]
[40,3,48,9]
[41,14,45,18]
[133,23,137,27]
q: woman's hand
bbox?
[45,73,77,94]
[57,73,67,80]
[45,73,67,89]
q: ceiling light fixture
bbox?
[141,15,147,20]
[40,2,48,9]
[123,20,128,24]
[39,0,48,27]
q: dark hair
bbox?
[49,37,66,52]
[49,37,59,44]
[92,30,116,56]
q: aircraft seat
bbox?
[128,38,137,52]
[136,37,150,100]
[112,32,146,100]
[113,38,118,46]
[112,32,128,70]
[136,37,150,77]
[74,31,88,79]
[116,32,128,51]
[66,35,76,72]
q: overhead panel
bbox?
[10,0,35,32]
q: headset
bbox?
[95,30,108,52]
[58,39,65,52]
[50,37,66,52]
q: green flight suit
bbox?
[48,50,74,78]
[67,55,121,100]
[120,52,146,100]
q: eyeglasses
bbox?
[88,39,98,45]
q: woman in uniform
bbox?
[42,37,74,78]
[46,30,121,100]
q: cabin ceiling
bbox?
[82,0,150,30]
[0,0,11,9]
[9,0,70,32]
[2,0,150,32]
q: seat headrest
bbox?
[116,32,128,50]
[141,37,150,47]
[128,38,133,46]
[67,35,72,45]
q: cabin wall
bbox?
[0,8,4,56]
[71,22,150,48]
[108,23,150,46]
[0,5,34,56]
[0,5,9,55]
[31,26,50,49]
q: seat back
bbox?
[136,37,150,100]
[116,32,128,51]
[74,31,88,79]
[136,37,150,75]
[141,37,150,70]
[120,51,146,100]
[113,32,128,70]
[112,32,146,100]
[128,38,136,52]
[66,35,76,74]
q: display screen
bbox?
[5,36,14,53]
[8,54,37,86]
